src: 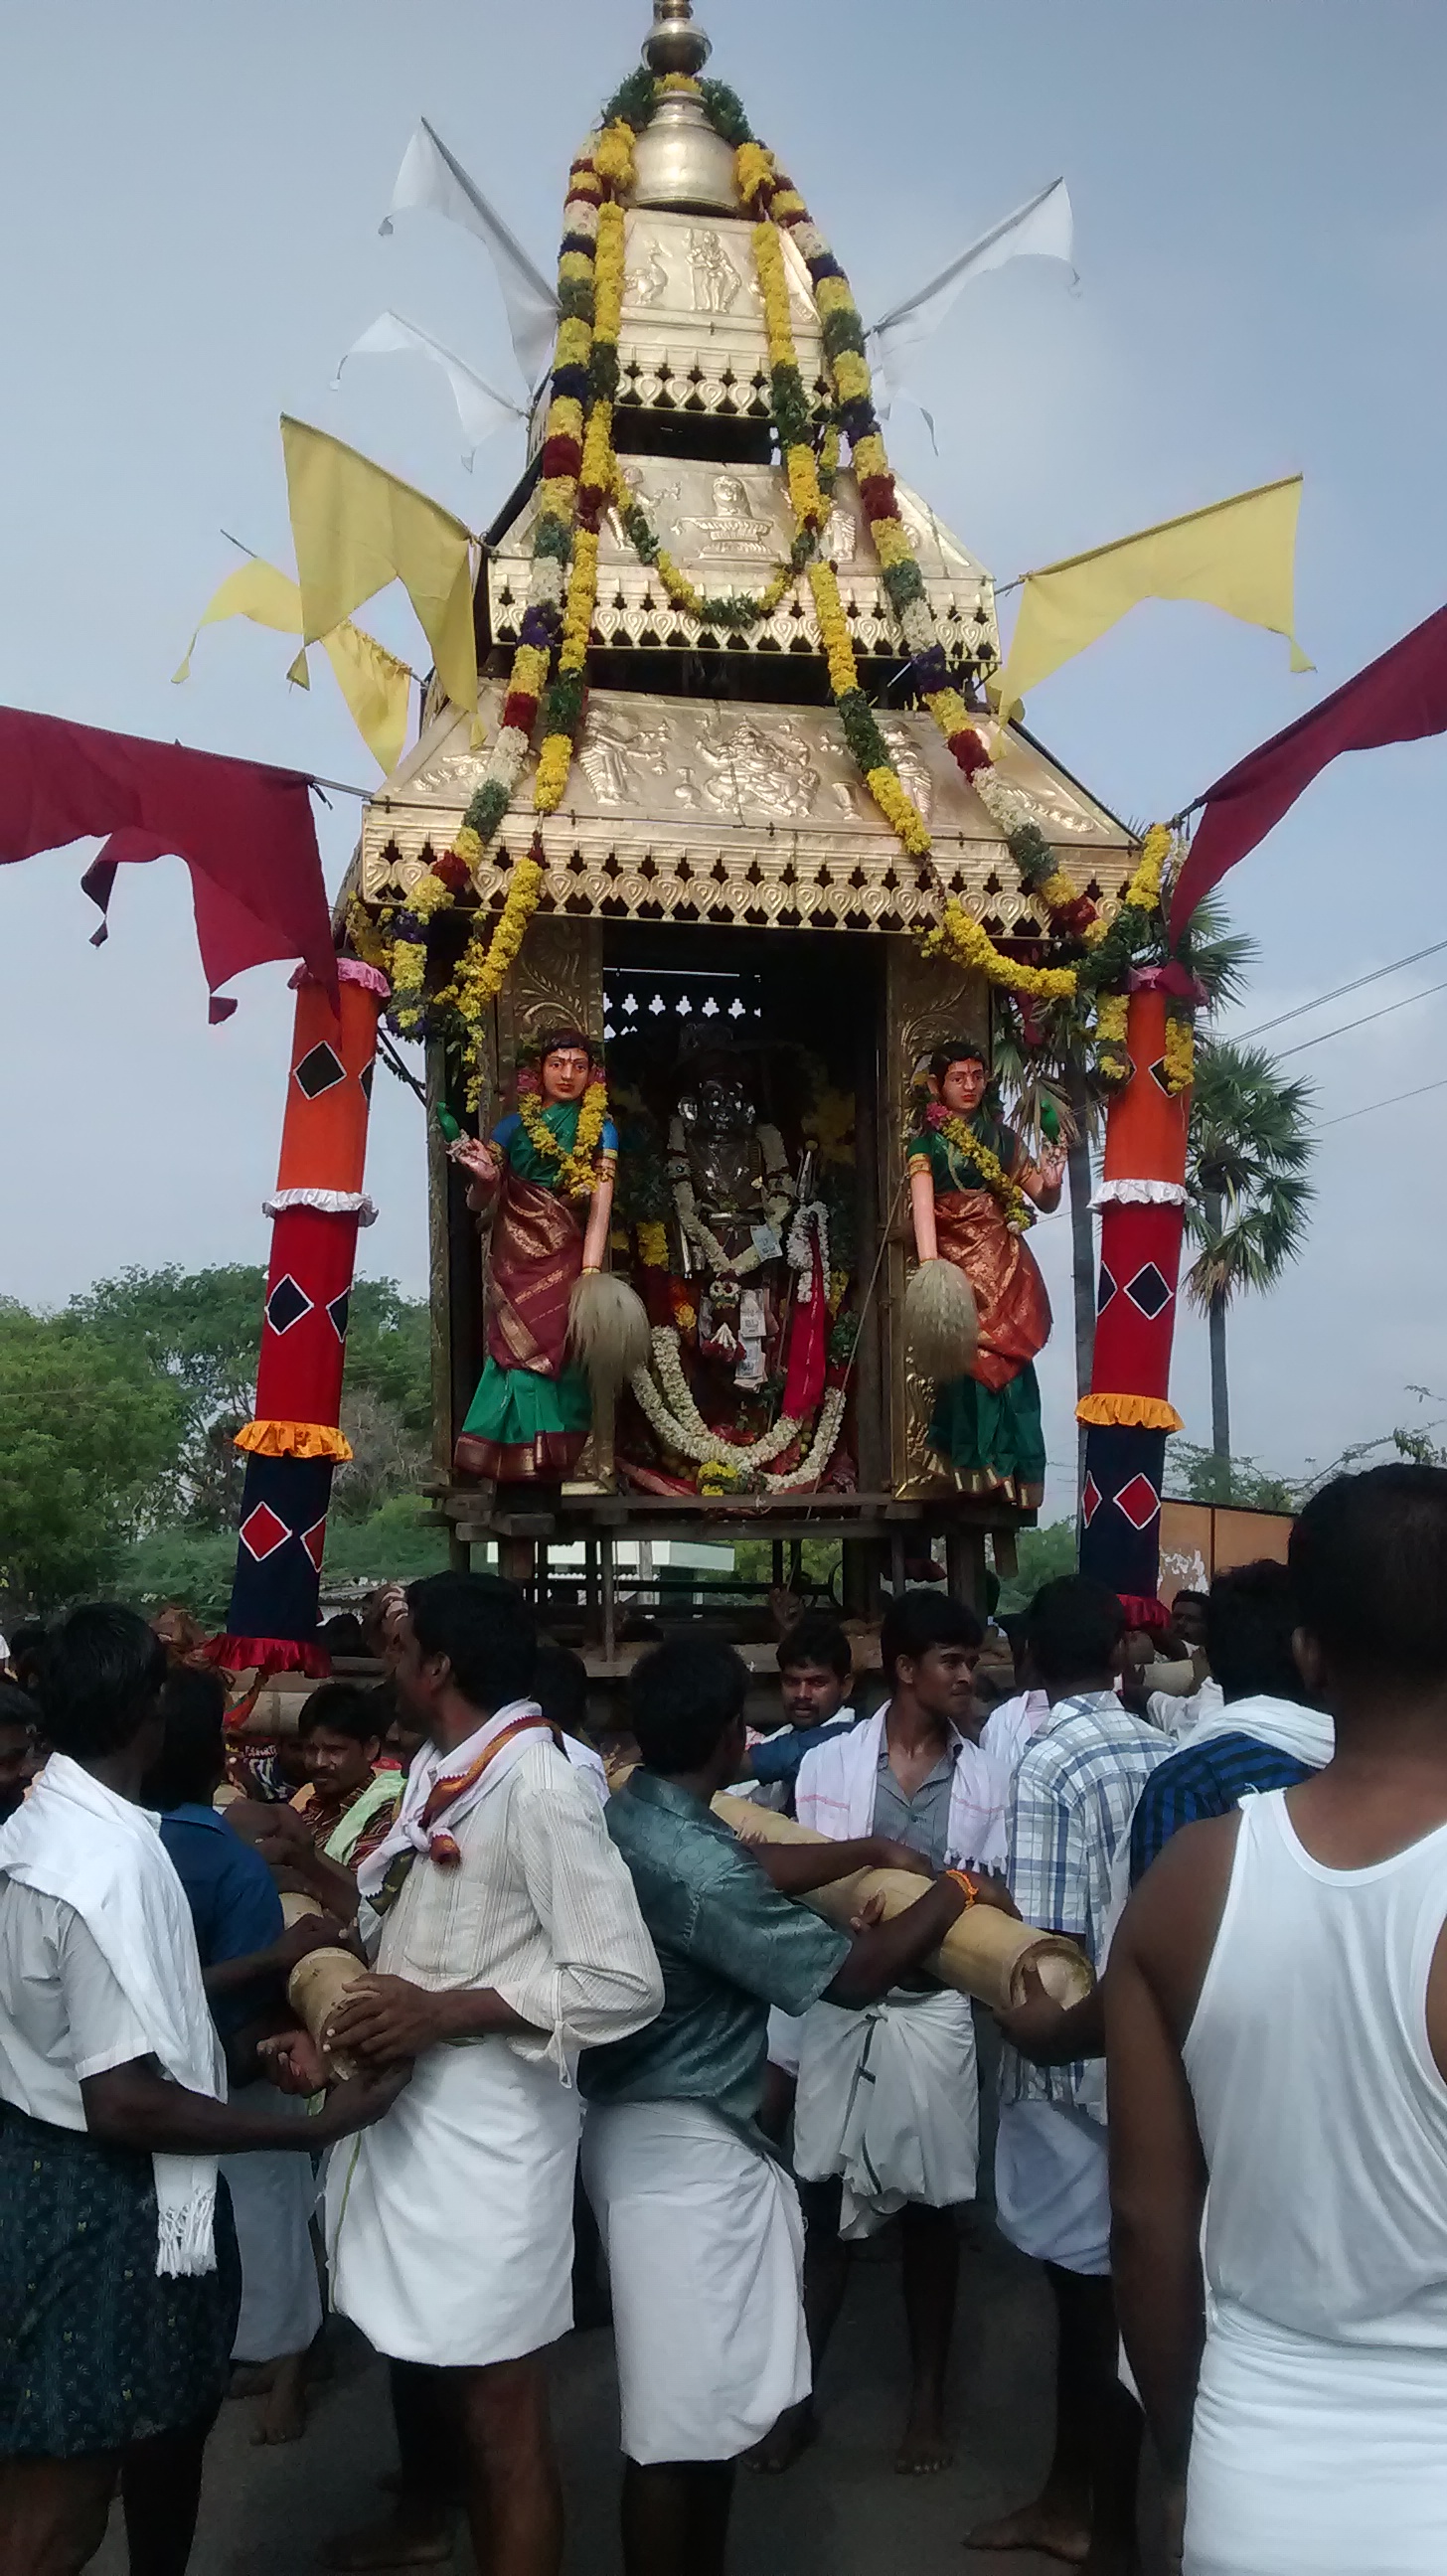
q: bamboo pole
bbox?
[711,1791,1092,2012]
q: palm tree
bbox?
[1185,1040,1316,1468]
[995,897,1253,1490]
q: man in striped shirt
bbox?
[1128,1560,1333,1884]
[969,1578,1169,2573]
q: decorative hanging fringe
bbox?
[1075,1391,1184,1433]
[234,1419,355,1462]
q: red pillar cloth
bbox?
[0,704,337,1022]
[1099,991,1191,1192]
[1078,987,1194,1605]
[236,962,386,1463]
[1091,1202,1184,1408]
[272,968,388,1209]
[226,958,386,1677]
[247,1206,363,1444]
[1171,599,1447,936]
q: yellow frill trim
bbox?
[1075,1392,1184,1434]
[235,1419,355,1462]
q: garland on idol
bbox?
[918,1107,1034,1233]
[628,1326,848,1496]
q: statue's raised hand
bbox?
[449,1134,500,1189]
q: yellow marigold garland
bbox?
[519,1075,610,1197]
[454,849,547,1110]
[921,903,1078,1002]
[929,1112,1034,1231]
[734,153,1088,1004]
[433,131,632,1061]
[1123,823,1172,916]
[1163,1012,1197,1097]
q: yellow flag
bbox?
[992,474,1312,720]
[172,560,307,679]
[174,559,412,773]
[317,622,411,776]
[280,415,477,722]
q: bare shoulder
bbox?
[1112,1811,1243,2040]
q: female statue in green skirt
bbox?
[449,1030,622,1485]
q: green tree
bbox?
[69,1265,432,1530]
[121,1495,451,1625]
[0,1303,185,1608]
[1166,1442,1302,1513]
[996,1518,1076,1616]
[69,1263,265,1526]
[1185,1042,1316,1470]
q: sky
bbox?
[4,0,1447,1516]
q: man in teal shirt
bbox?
[581,1637,974,2576]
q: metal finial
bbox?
[643,0,711,77]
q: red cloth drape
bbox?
[0,704,337,1020]
[1171,601,1447,935]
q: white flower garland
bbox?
[785,1197,830,1287]
[971,765,1041,839]
[631,1327,805,1470]
[761,1382,848,1493]
[666,1118,795,1281]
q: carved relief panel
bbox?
[492,914,605,1091]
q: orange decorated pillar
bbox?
[1076,977,1195,1614]
[218,960,389,1671]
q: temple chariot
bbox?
[342,0,1139,1652]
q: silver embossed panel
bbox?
[357,688,1135,935]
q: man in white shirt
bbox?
[775,1593,1009,2475]
[316,1572,663,2576]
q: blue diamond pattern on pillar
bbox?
[226,1452,335,1646]
[1077,1423,1167,1598]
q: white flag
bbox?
[381,118,559,396]
[868,179,1076,412]
[333,312,527,467]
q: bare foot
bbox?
[321,2514,453,2569]
[744,2401,819,2474]
[252,2355,308,2446]
[896,2411,954,2475]
[229,2361,278,2401]
[964,2498,1091,2561]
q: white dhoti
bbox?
[326,2038,582,2366]
[994,2097,1111,2276]
[582,2098,809,2464]
[223,2084,323,2363]
[792,1986,978,2239]
[1186,2304,1447,2576]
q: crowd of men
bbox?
[1,1459,1445,2576]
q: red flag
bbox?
[0,704,337,1021]
[1170,601,1447,936]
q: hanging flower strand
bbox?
[733,137,1106,977]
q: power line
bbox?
[1235,937,1447,1045]
[1320,1072,1447,1130]
[1275,975,1447,1061]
